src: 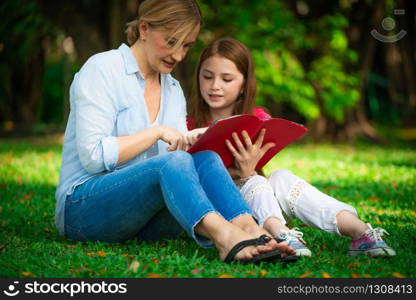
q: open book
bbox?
[187,114,307,169]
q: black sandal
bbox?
[223,234,296,264]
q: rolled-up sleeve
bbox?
[73,58,119,174]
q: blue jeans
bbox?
[64,150,251,247]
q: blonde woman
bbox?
[55,0,295,264]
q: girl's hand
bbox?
[185,127,208,147]
[225,128,275,178]
[157,125,187,151]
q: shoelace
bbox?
[366,226,389,242]
[279,227,306,245]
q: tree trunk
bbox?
[12,36,46,134]
[341,0,386,141]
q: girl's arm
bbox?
[225,129,275,179]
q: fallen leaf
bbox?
[218,273,234,278]
[362,274,372,278]
[96,251,106,257]
[190,269,201,275]
[146,273,164,278]
[295,160,305,168]
[21,271,36,277]
[322,272,331,278]
[128,260,140,273]
[347,262,360,269]
[151,258,159,264]
[299,271,313,278]
[71,268,93,274]
[351,273,361,278]
[259,270,268,277]
[324,185,339,193]
[19,192,35,203]
[391,272,405,278]
[369,196,380,202]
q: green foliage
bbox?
[197,0,361,123]
[0,0,71,128]
[0,137,415,277]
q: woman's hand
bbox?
[225,129,275,178]
[157,125,187,151]
[185,127,208,147]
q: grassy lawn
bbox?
[0,135,415,278]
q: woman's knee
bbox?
[193,150,221,162]
[163,150,193,168]
[192,150,224,169]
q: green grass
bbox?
[0,136,415,278]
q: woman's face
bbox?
[199,55,245,114]
[142,22,200,74]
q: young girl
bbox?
[186,37,396,258]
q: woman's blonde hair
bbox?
[189,37,257,128]
[126,0,202,49]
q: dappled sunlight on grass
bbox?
[0,138,415,277]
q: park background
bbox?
[0,0,415,278]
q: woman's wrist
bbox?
[154,125,164,139]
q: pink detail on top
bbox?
[351,234,374,248]
[253,107,271,120]
[186,107,271,130]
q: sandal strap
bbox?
[224,234,271,263]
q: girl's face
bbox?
[199,55,245,115]
[141,22,200,74]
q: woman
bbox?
[55,0,295,264]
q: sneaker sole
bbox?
[348,247,396,257]
[295,248,312,257]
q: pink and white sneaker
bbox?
[349,224,396,257]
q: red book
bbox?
[187,114,307,169]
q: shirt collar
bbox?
[119,43,176,86]
[119,43,143,78]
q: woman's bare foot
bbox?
[195,213,283,262]
[231,214,296,256]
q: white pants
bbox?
[239,169,358,235]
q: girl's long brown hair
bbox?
[188,37,257,128]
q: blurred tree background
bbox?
[0,0,415,142]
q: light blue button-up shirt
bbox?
[55,44,188,235]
